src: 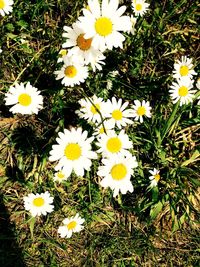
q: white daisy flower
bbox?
[106,97,133,128]
[76,95,108,123]
[4,82,43,115]
[54,55,88,87]
[131,100,152,123]
[58,213,85,238]
[149,168,160,188]
[79,0,132,51]
[98,153,138,197]
[90,53,106,71]
[53,170,69,183]
[96,129,132,158]
[0,0,13,16]
[23,191,54,217]
[127,15,137,35]
[173,56,197,80]
[132,0,150,17]
[93,120,114,137]
[57,49,68,63]
[169,78,196,106]
[62,22,105,71]
[49,127,97,178]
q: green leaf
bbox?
[28,217,36,239]
[152,186,159,202]
[5,23,15,32]
[150,201,163,220]
[181,150,200,167]
[16,20,29,29]
[172,215,179,232]
[190,178,200,187]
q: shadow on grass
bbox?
[0,195,25,267]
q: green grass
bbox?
[0,0,200,266]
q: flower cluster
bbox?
[54,0,143,86]
[2,0,152,240]
[2,0,199,240]
[23,192,84,238]
[48,96,152,197]
[169,56,197,106]
[75,96,153,196]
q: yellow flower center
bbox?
[180,65,189,76]
[77,34,92,51]
[106,137,122,153]
[99,127,105,134]
[136,106,146,116]
[64,66,77,78]
[86,5,90,11]
[59,49,68,57]
[90,103,100,114]
[110,163,127,181]
[18,93,32,106]
[135,3,142,11]
[57,172,65,179]
[112,109,122,120]
[154,174,160,182]
[64,143,81,161]
[67,221,77,230]
[0,0,5,9]
[95,17,113,37]
[178,86,188,97]
[33,197,45,207]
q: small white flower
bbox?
[62,22,105,71]
[49,127,97,178]
[57,49,68,63]
[53,171,69,183]
[93,120,114,137]
[58,213,85,238]
[127,15,137,35]
[169,78,196,106]
[23,191,54,217]
[0,0,13,16]
[76,95,108,123]
[131,100,152,123]
[0,48,2,53]
[149,168,160,187]
[54,55,88,87]
[106,97,133,128]
[79,0,132,51]
[90,53,106,71]
[97,153,138,197]
[96,129,132,158]
[132,0,150,17]
[4,82,43,115]
[173,56,197,80]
